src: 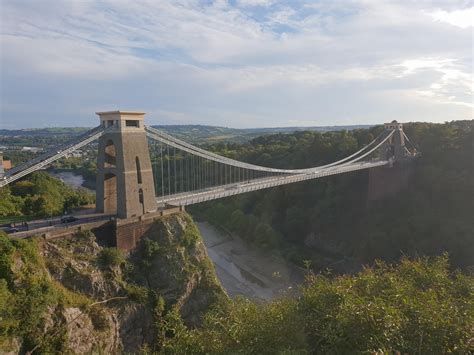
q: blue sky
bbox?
[0,0,472,129]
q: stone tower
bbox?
[383,120,407,161]
[96,111,157,218]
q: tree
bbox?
[230,209,247,235]
[255,223,279,249]
[164,256,474,354]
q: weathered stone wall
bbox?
[28,207,184,251]
[115,207,185,250]
[367,161,415,203]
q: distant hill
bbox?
[0,124,373,144]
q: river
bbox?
[197,222,304,301]
[49,171,94,192]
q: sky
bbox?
[0,0,472,129]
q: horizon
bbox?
[0,121,375,131]
[1,1,472,129]
[4,119,469,132]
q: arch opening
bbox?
[104,172,117,214]
[138,188,145,215]
[136,156,142,184]
[104,140,117,168]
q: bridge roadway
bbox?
[1,212,115,239]
[157,159,389,206]
[4,160,388,238]
[0,126,105,188]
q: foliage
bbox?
[181,217,201,249]
[0,234,92,353]
[0,171,94,219]
[97,247,126,268]
[124,283,149,303]
[89,307,110,331]
[163,256,474,354]
[0,187,23,217]
[194,120,474,270]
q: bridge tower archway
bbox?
[96,111,157,218]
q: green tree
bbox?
[164,256,474,354]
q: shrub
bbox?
[89,307,110,331]
[125,284,149,303]
[97,248,125,268]
[163,256,474,354]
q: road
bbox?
[1,211,114,238]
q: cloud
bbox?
[238,0,276,7]
[430,7,474,28]
[0,0,472,128]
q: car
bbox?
[61,216,78,223]
[4,227,19,234]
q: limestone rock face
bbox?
[2,213,226,354]
[116,303,155,353]
[129,213,228,327]
[43,234,122,299]
[61,307,115,354]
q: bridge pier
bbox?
[367,161,415,203]
[368,121,417,202]
[107,207,185,251]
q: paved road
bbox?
[2,212,114,238]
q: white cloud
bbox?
[430,7,474,28]
[238,0,276,7]
[0,0,472,128]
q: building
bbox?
[21,146,43,153]
[3,160,12,170]
[0,152,12,171]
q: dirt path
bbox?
[197,222,304,301]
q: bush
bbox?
[125,284,149,303]
[1,172,95,219]
[163,256,474,354]
[89,307,110,331]
[97,248,125,268]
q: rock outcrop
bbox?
[0,213,227,354]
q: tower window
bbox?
[136,156,142,184]
[126,120,140,127]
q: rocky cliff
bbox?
[0,213,227,354]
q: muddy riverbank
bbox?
[197,222,304,301]
[49,170,94,192]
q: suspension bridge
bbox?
[1,111,417,223]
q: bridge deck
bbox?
[157,160,388,206]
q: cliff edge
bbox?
[0,213,227,354]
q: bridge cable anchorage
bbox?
[145,126,393,174]
[1,125,105,188]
